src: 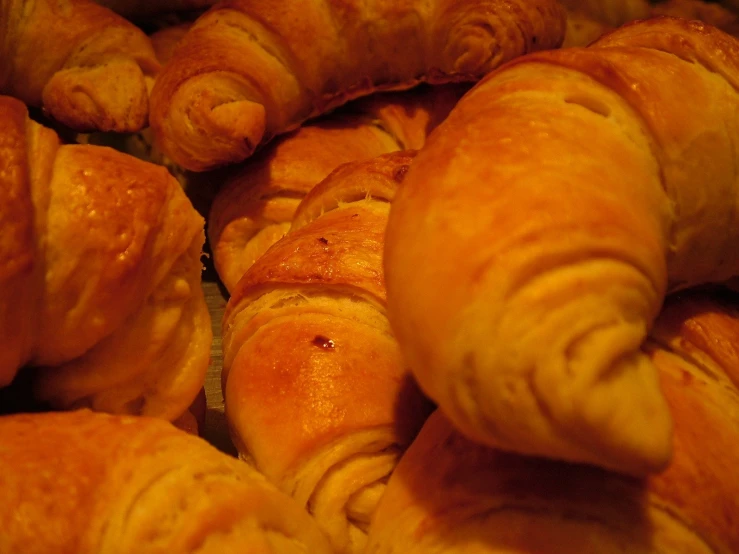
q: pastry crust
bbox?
[0,96,210,421]
[149,0,566,171]
[0,0,160,132]
[222,152,433,554]
[366,289,739,554]
[0,409,334,554]
[383,17,739,476]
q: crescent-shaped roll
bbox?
[366,289,739,552]
[209,84,468,292]
[221,152,434,554]
[0,0,160,132]
[383,17,739,476]
[148,0,566,171]
[0,409,334,554]
[0,95,210,421]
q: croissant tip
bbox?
[41,64,150,133]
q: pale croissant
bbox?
[209,84,468,292]
[0,409,334,554]
[149,0,566,172]
[0,95,210,421]
[0,0,160,132]
[222,152,434,554]
[384,17,739,476]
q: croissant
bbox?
[0,95,210,421]
[209,84,467,292]
[222,152,434,554]
[0,0,160,132]
[366,287,739,553]
[0,409,334,554]
[383,17,739,476]
[149,0,566,172]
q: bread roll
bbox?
[384,17,739,476]
[0,95,210,421]
[367,289,739,552]
[222,152,434,553]
[149,0,566,171]
[0,409,334,554]
[0,0,160,132]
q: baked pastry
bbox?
[365,287,739,554]
[74,21,194,183]
[149,0,566,171]
[209,84,468,292]
[222,152,434,554]
[0,95,210,422]
[0,409,334,554]
[383,17,739,476]
[0,0,160,132]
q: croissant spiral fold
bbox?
[0,0,161,132]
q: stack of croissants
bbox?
[1,0,738,552]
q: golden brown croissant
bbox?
[149,0,566,171]
[366,288,739,553]
[383,17,739,477]
[0,95,210,421]
[209,84,468,292]
[0,409,334,554]
[0,0,160,132]
[222,152,434,554]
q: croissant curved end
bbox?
[153,74,267,172]
[531,328,674,475]
[41,57,150,133]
